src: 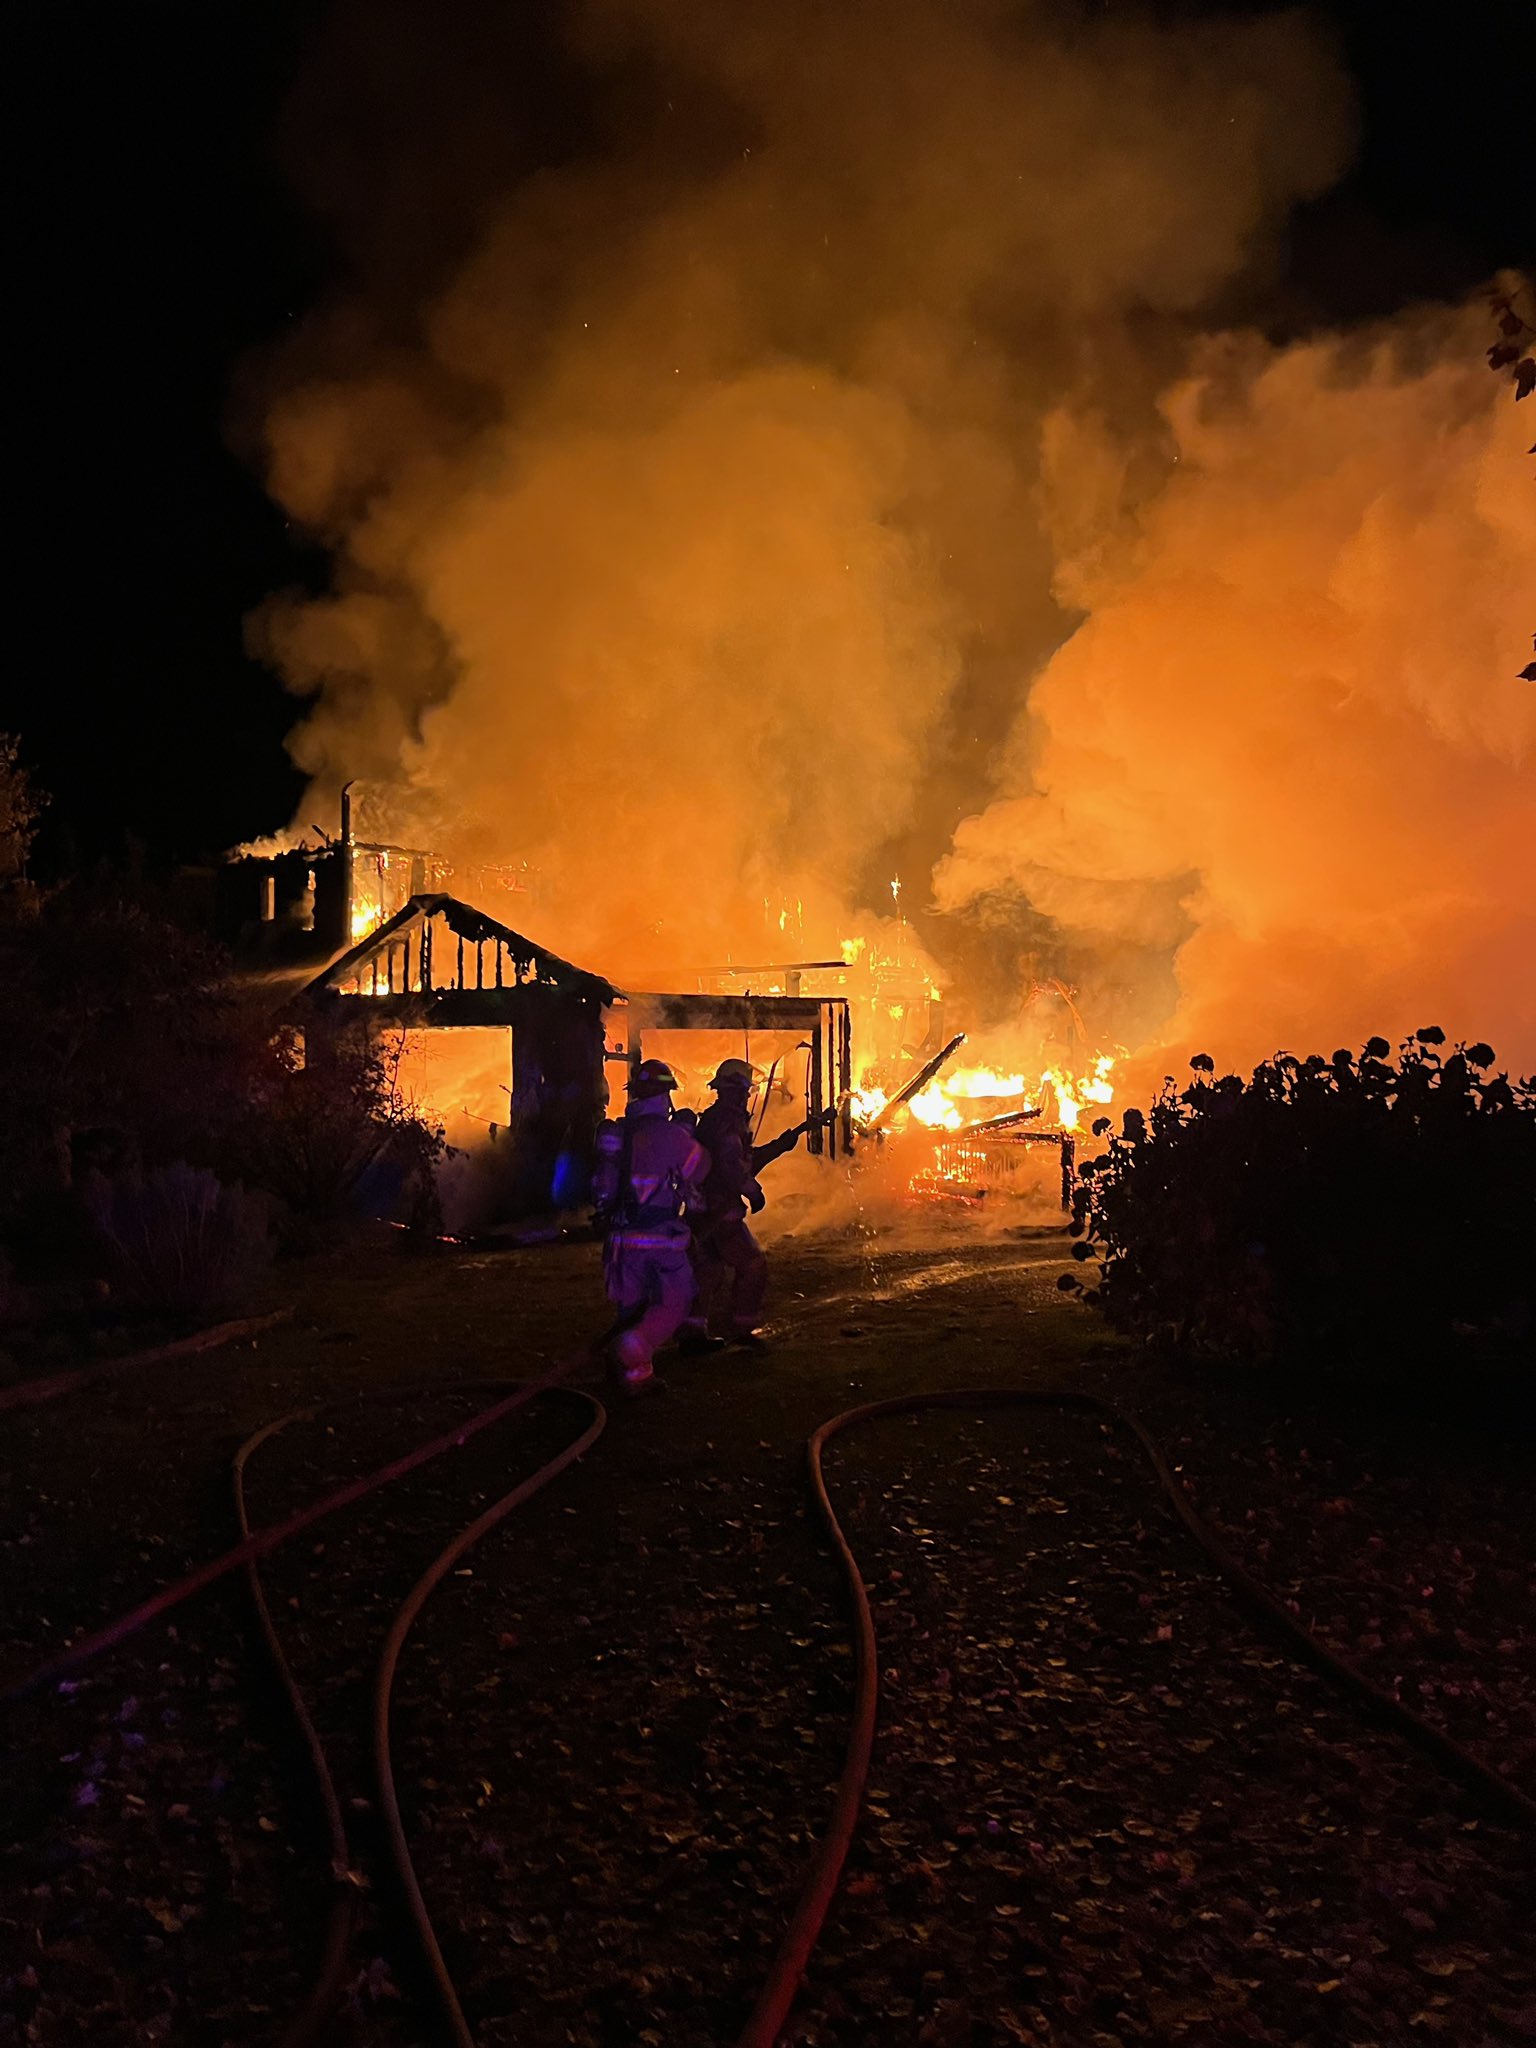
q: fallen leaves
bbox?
[7,1237,1533,2047]
[788,1406,1535,2046]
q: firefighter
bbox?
[591,1058,709,1396]
[681,1056,817,1351]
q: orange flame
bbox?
[852,1055,1116,1138]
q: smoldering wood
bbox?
[924,1124,1076,1210]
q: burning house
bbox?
[217,795,1096,1227]
[214,786,533,969]
[297,892,856,1220]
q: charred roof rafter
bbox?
[304,893,615,1019]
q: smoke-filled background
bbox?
[244,0,1534,1072]
[937,311,1536,1076]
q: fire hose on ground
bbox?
[230,1379,609,2048]
[5,1366,1533,2048]
[0,1311,292,1416]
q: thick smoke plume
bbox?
[937,306,1536,1076]
[250,0,1532,1071]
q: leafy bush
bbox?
[0,869,445,1301]
[1066,1031,1536,1377]
[83,1163,273,1321]
[231,1022,445,1245]
[1,731,43,881]
[0,873,241,1207]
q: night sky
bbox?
[10,0,1533,872]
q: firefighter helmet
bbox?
[628,1058,680,1099]
[709,1058,759,1092]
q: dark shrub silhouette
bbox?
[83,1163,273,1320]
[0,872,444,1317]
[1066,1031,1535,1375]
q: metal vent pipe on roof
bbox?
[339,782,355,947]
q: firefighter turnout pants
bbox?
[603,1225,697,1383]
[683,1215,769,1340]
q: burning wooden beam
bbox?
[862,1031,968,1133]
[952,1104,1044,1136]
